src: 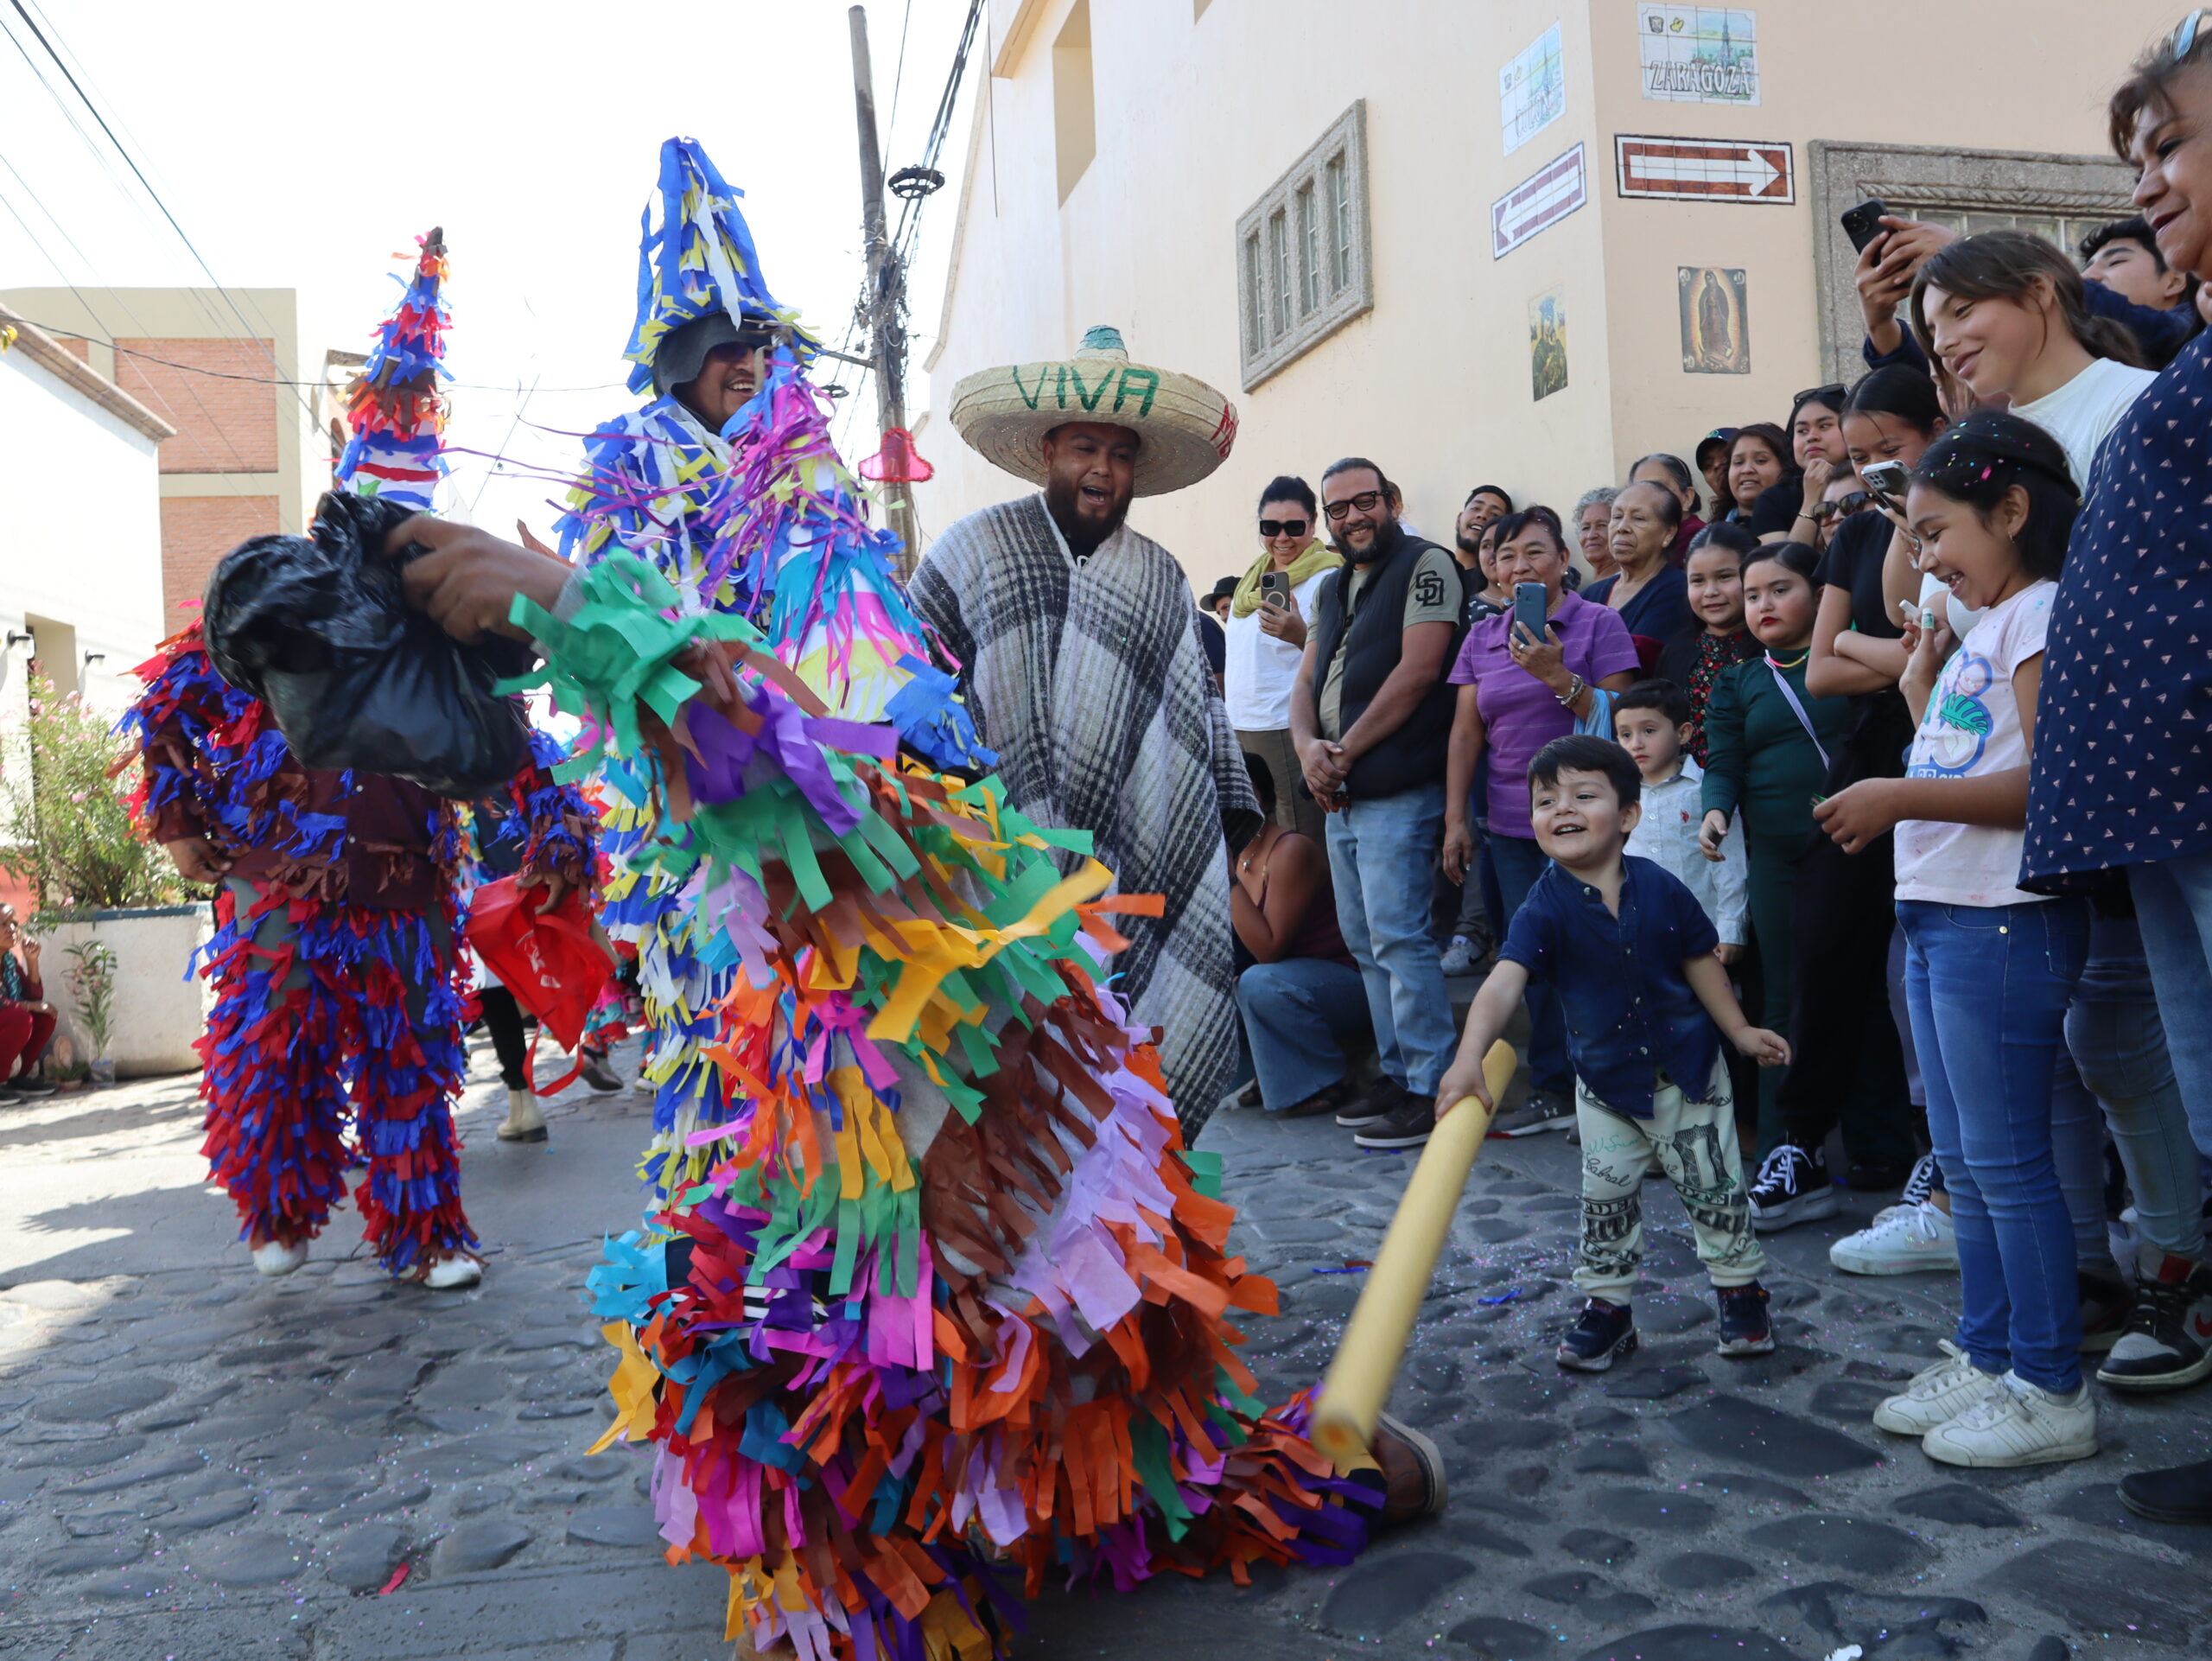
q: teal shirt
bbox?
[1699,654,1852,844]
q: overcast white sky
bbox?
[0,0,978,537]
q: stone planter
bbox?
[40,905,213,1079]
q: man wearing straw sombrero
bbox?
[914,326,1260,1138]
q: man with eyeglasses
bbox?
[1292,459,1465,1150]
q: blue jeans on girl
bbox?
[1901,896,2090,1394]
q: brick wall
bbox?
[161,495,277,631]
[114,338,278,474]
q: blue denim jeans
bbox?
[2051,985,2205,1270]
[1901,897,2090,1394]
[1488,832,1571,1098]
[1236,958,1373,1111]
[1325,785,1458,1097]
[2130,851,2212,1168]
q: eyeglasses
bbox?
[1323,491,1386,520]
[1258,518,1310,538]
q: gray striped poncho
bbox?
[911,493,1261,1137]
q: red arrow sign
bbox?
[1614,135,1794,204]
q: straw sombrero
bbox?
[948,326,1238,497]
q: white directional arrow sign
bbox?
[1614,135,1795,204]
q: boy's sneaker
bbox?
[1714,1282,1777,1356]
[1557,1297,1637,1371]
[1491,1090,1574,1137]
[2097,1251,2212,1391]
[1922,1371,2097,1468]
[2078,1269,2134,1355]
[1872,1340,1999,1436]
[1336,1079,1409,1130]
[1830,1159,1956,1275]
[1747,1142,1839,1232]
[1352,1094,1435,1151]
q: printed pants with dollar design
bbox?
[1573,1056,1765,1302]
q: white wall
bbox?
[0,348,166,722]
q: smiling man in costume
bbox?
[912,328,1260,1138]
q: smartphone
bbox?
[1840,197,1891,254]
[1512,582,1548,643]
[1860,459,1910,506]
[1258,570,1291,608]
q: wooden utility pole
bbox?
[848,4,919,576]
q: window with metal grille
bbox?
[1235,103,1373,391]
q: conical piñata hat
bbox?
[333,227,449,510]
[623,137,815,395]
[949,325,1238,497]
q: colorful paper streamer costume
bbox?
[119,234,594,1275]
[553,139,1380,1661]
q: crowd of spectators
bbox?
[1206,16,2212,1501]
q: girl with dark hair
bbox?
[1724,424,1795,525]
[1814,411,2101,1469]
[1910,230,2155,491]
[1699,544,1882,1179]
[2057,18,2212,1520]
[1656,523,1761,765]
[1225,474,1340,843]
[1747,386,1852,539]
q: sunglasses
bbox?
[1323,491,1387,520]
[1258,518,1310,538]
[1790,384,1847,415]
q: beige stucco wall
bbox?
[913,0,2173,595]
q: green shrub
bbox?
[1,670,186,913]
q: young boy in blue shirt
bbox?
[1437,735,1792,1370]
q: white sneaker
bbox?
[1922,1371,2098,1468]
[1439,936,1478,977]
[1830,1200,1957,1276]
[422,1255,483,1290]
[251,1239,308,1278]
[1872,1340,2000,1435]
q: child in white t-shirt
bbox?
[1812,412,2093,1473]
[1614,680,1747,952]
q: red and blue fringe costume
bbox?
[121,627,592,1274]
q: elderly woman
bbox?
[1628,453,1707,563]
[1587,480,1695,664]
[1573,486,1618,583]
[1440,509,1638,1134]
[1224,474,1339,843]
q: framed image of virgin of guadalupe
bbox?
[1679,266,1749,373]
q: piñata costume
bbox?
[913,328,1257,1137]
[550,141,1398,1661]
[121,232,594,1278]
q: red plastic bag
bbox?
[466,876,615,1094]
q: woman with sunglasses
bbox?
[1224,474,1341,843]
[2037,20,2212,1523]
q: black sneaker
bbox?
[1558,1297,1637,1371]
[10,1076,55,1098]
[1747,1143,1839,1232]
[2078,1268,2134,1356]
[577,1055,625,1096]
[2098,1253,2212,1391]
[1336,1079,1408,1130]
[0,1088,22,1108]
[1715,1282,1777,1356]
[1491,1090,1575,1137]
[1352,1093,1435,1150]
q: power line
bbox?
[882,0,914,169]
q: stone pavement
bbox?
[1,1042,2210,1661]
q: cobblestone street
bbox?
[2,1043,2211,1659]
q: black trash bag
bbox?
[202,491,539,799]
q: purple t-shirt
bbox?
[1449,589,1640,837]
